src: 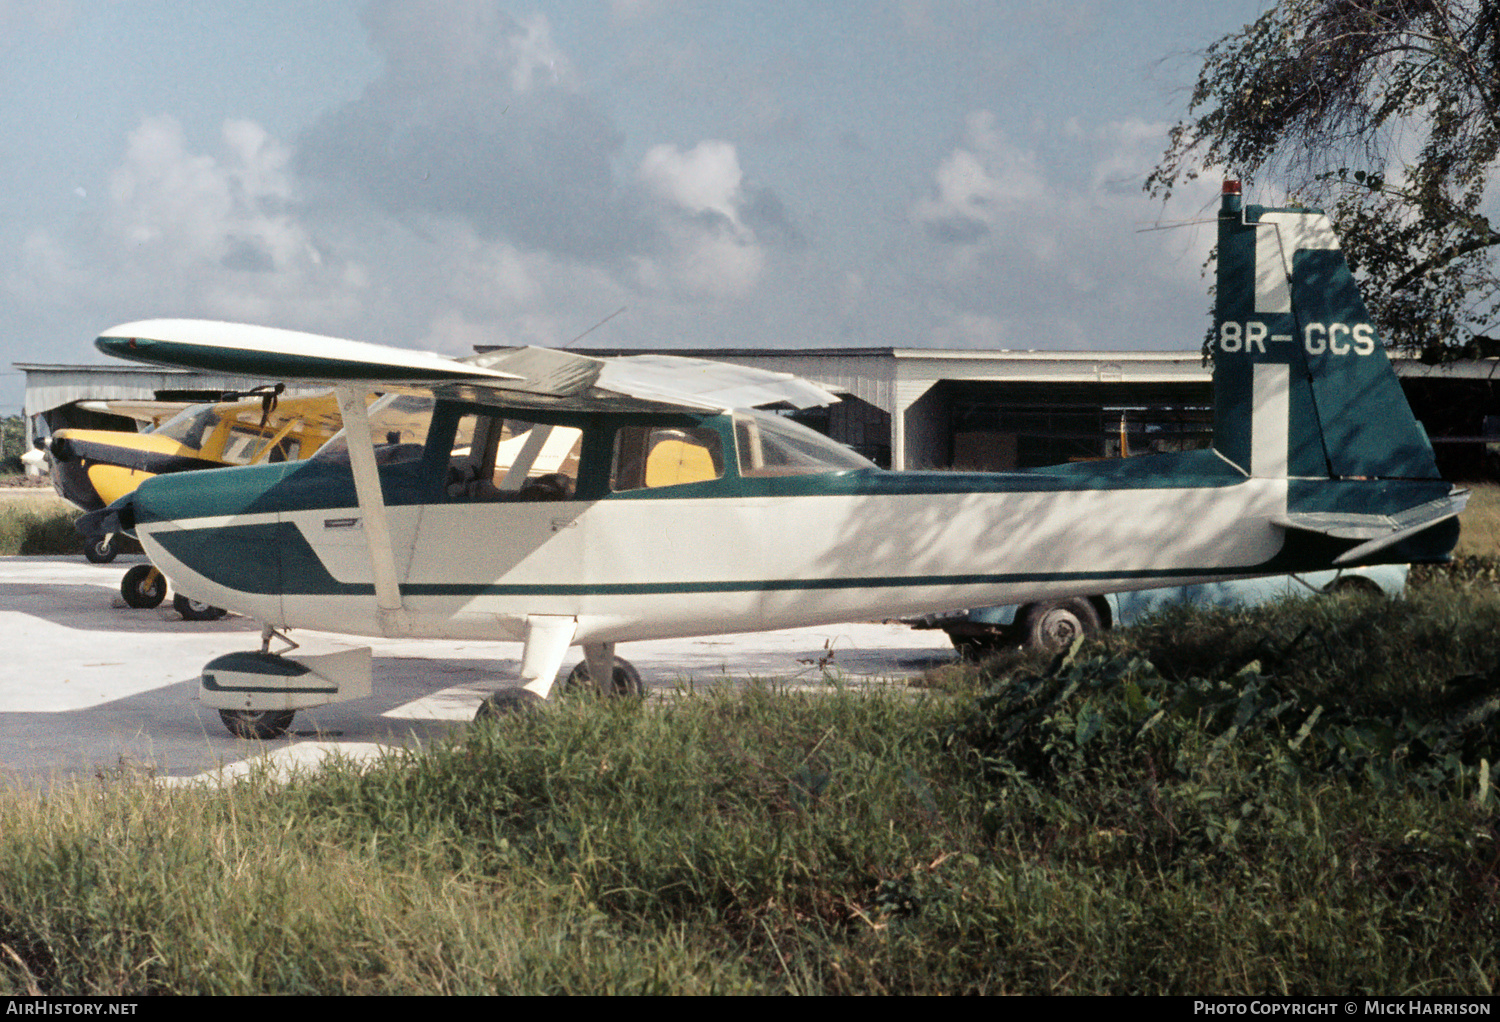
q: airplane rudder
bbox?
[1211,181,1440,482]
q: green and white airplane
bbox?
[91,182,1465,739]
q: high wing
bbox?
[97,320,839,412]
[76,399,195,426]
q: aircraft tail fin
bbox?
[1211,181,1441,482]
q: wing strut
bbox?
[335,386,411,636]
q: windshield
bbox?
[311,394,432,464]
[734,410,875,476]
[151,404,219,451]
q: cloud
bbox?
[905,109,1222,349]
[297,0,639,262]
[10,114,365,329]
[4,1,808,363]
[911,111,1047,247]
[635,140,771,298]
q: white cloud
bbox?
[636,140,770,298]
[911,111,1048,246]
[639,140,746,226]
[11,114,366,329]
[501,11,569,93]
[906,110,1225,349]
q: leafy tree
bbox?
[1,415,27,474]
[1148,0,1500,355]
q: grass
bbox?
[1456,481,1500,558]
[2,581,1498,994]
[0,502,81,556]
[0,483,1496,992]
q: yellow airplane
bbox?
[48,388,346,617]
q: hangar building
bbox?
[17,349,1500,478]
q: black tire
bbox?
[1020,598,1101,652]
[173,593,227,621]
[121,564,166,609]
[1331,576,1383,599]
[474,688,545,720]
[219,709,295,740]
[950,632,1008,660]
[84,535,116,564]
[562,656,644,697]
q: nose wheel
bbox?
[84,534,117,563]
[218,709,295,740]
[120,564,167,608]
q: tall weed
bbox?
[0,504,80,556]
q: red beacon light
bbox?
[1222,180,1242,195]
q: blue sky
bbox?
[0,0,1273,414]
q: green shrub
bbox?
[0,505,81,555]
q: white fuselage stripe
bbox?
[140,477,1291,644]
[1252,364,1289,478]
[1254,211,1340,315]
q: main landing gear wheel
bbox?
[121,564,166,609]
[174,593,227,621]
[1331,576,1383,599]
[84,535,117,563]
[1021,598,1101,652]
[474,688,546,720]
[562,656,644,697]
[219,709,296,740]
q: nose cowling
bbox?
[76,491,136,540]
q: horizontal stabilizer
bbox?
[1272,490,1469,565]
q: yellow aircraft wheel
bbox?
[120,564,166,609]
[84,535,117,564]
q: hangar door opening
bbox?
[938,380,1213,471]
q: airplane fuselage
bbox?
[127,402,1452,647]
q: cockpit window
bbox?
[611,426,725,491]
[447,414,582,501]
[153,405,218,451]
[312,394,432,466]
[734,410,874,476]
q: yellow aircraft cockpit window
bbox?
[610,426,725,491]
[153,393,346,465]
[733,410,875,477]
[151,404,219,453]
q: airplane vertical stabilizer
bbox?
[1212,182,1441,482]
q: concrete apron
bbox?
[0,555,958,788]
